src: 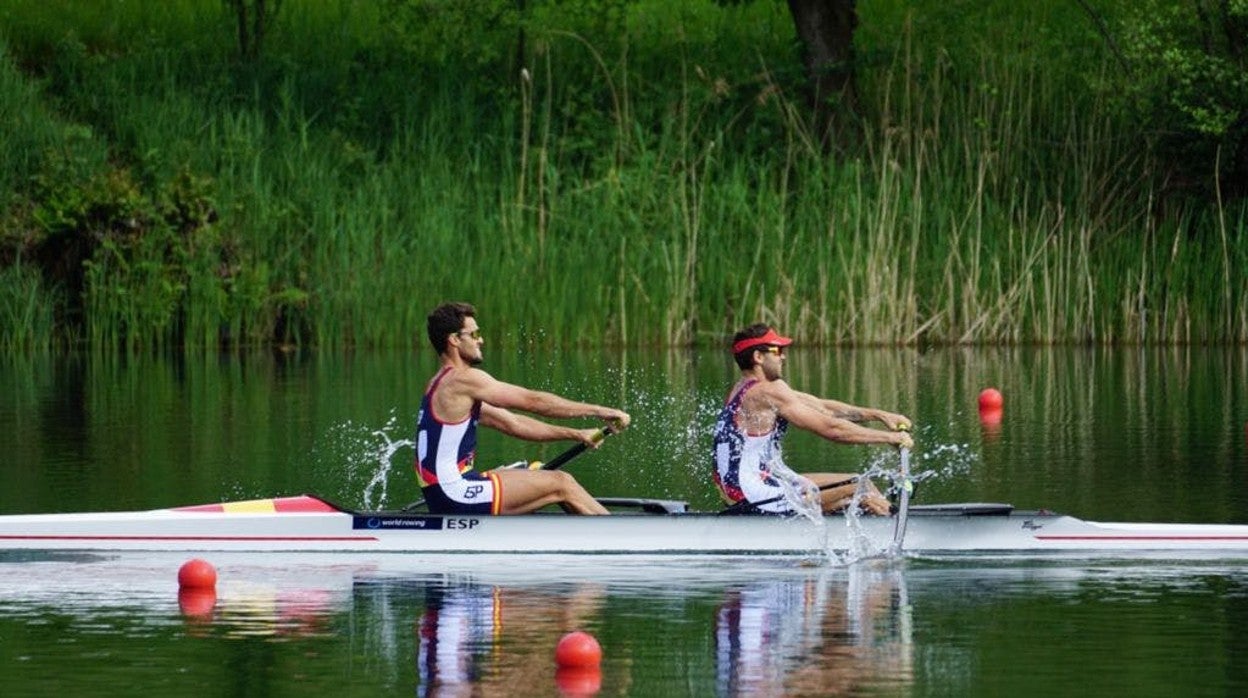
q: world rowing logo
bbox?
[352,516,444,531]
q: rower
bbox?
[711,324,912,516]
[416,302,629,515]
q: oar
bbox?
[717,476,859,516]
[888,446,913,553]
[535,425,614,471]
[400,426,615,513]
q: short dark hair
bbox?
[427,302,476,354]
[731,323,771,369]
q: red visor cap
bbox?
[731,329,793,354]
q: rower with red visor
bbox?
[711,324,913,516]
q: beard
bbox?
[467,354,484,366]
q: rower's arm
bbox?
[479,403,602,446]
[467,370,629,426]
[802,392,911,431]
[775,385,910,446]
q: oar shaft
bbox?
[889,447,913,552]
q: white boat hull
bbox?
[1,496,1247,556]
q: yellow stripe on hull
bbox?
[221,499,278,514]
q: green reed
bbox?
[0,265,55,351]
[0,0,1243,350]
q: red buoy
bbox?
[178,558,217,590]
[555,631,602,668]
[978,388,1003,411]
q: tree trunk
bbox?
[226,0,281,61]
[786,0,858,149]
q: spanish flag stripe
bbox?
[221,499,278,514]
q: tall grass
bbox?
[0,265,56,351]
[0,0,1243,350]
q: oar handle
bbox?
[540,425,615,471]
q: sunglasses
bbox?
[760,346,785,356]
[457,329,482,340]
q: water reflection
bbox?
[3,553,1248,695]
[0,552,357,638]
[406,576,607,697]
[715,563,912,697]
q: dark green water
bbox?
[1,347,1246,696]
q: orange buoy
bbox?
[555,630,602,668]
[978,388,1003,411]
[178,558,217,590]
[555,666,602,697]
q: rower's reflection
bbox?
[417,583,497,696]
[715,564,913,697]
[415,576,609,698]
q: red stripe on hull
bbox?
[0,535,377,542]
[272,496,339,513]
[1037,535,1248,541]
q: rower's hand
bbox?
[881,412,912,432]
[893,431,914,450]
[576,428,608,449]
[862,492,893,516]
[603,410,630,431]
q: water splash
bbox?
[827,440,980,564]
[360,412,414,510]
[913,441,978,482]
[765,455,826,524]
[833,497,890,564]
[316,411,414,510]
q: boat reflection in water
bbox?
[715,562,913,697]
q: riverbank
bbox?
[1,1,1243,350]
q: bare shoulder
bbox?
[743,379,795,409]
[438,366,493,395]
[755,378,796,399]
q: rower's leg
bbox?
[808,473,892,515]
[494,469,610,515]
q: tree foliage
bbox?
[1118,0,1248,197]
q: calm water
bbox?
[1,347,1247,696]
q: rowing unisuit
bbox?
[712,378,793,514]
[416,366,501,514]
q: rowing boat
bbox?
[2,494,1247,556]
